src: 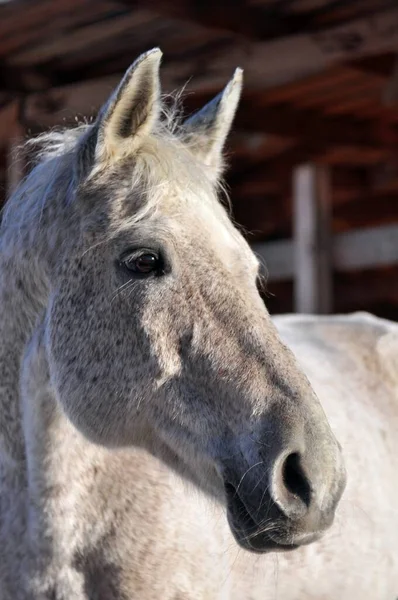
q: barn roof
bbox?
[1,0,398,316]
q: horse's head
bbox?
[42,49,345,553]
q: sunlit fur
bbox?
[0,50,395,600]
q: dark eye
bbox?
[121,251,162,276]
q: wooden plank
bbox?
[0,1,116,58]
[23,62,233,127]
[266,265,398,317]
[295,76,381,111]
[8,7,398,144]
[261,66,363,105]
[0,101,18,147]
[318,145,388,165]
[8,10,157,66]
[324,94,381,116]
[334,224,398,271]
[234,101,384,149]
[3,5,398,97]
[26,74,391,150]
[122,1,396,42]
[292,163,332,314]
[195,9,398,94]
[383,53,398,106]
[0,0,86,38]
[183,89,392,149]
[24,73,136,127]
[252,223,398,281]
[333,193,398,232]
[217,7,398,90]
[231,156,370,193]
[114,6,398,90]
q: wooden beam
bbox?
[121,2,398,44]
[22,62,228,128]
[8,10,157,67]
[230,159,370,198]
[234,101,389,150]
[118,0,303,40]
[292,164,332,314]
[334,224,398,272]
[233,180,398,244]
[266,265,398,317]
[383,53,398,106]
[0,101,18,149]
[115,5,398,91]
[185,89,398,151]
[23,75,395,151]
[23,75,121,128]
[252,223,398,282]
[334,266,398,311]
[0,1,127,61]
[3,5,398,102]
[199,7,398,91]
[333,194,398,232]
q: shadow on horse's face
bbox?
[45,49,346,553]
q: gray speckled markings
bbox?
[0,48,395,600]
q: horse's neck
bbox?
[0,255,226,597]
[0,249,54,504]
[21,325,109,554]
[13,316,131,591]
[0,259,43,468]
[0,314,136,596]
[18,332,228,599]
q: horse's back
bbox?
[231,312,398,599]
[273,311,398,431]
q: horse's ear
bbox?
[182,68,243,180]
[95,48,162,162]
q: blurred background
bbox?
[1,0,398,318]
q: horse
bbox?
[0,47,395,599]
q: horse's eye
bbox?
[122,251,160,275]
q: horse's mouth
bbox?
[224,482,318,554]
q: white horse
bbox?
[0,48,396,599]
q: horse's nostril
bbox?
[271,451,311,519]
[282,452,311,509]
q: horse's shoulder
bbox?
[273,311,397,342]
[375,328,398,388]
[273,312,398,386]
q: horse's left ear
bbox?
[182,68,243,180]
[95,48,162,162]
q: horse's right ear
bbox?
[93,48,162,163]
[181,68,243,182]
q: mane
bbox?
[1,94,230,244]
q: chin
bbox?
[227,511,324,553]
[227,512,296,553]
[225,485,324,554]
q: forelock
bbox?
[1,93,229,242]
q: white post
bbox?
[293,163,332,314]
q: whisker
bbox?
[250,470,268,495]
[234,461,264,497]
[110,279,135,304]
[255,482,272,518]
[80,237,108,259]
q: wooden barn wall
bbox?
[1,0,398,317]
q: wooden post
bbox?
[293,163,332,314]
